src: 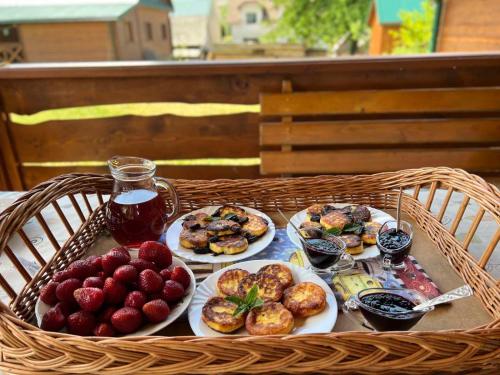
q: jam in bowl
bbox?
[343,287,434,331]
[300,234,354,274]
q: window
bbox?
[126,21,134,42]
[161,24,168,40]
[145,22,153,41]
[246,12,257,24]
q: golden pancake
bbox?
[182,212,209,230]
[238,273,284,302]
[179,228,209,249]
[245,302,294,335]
[320,211,350,232]
[258,264,294,289]
[299,221,323,239]
[207,219,241,236]
[202,297,245,333]
[218,204,246,218]
[283,282,326,317]
[305,203,323,222]
[209,235,248,255]
[339,234,364,255]
[217,268,250,296]
[362,221,382,245]
[241,214,268,237]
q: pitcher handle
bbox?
[342,297,375,331]
[154,177,180,222]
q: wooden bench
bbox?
[259,81,500,175]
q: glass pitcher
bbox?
[105,156,179,247]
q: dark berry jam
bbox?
[377,229,412,264]
[359,292,421,331]
[303,239,342,269]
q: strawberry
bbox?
[85,255,102,273]
[142,299,170,323]
[170,266,190,289]
[67,311,96,336]
[138,269,163,294]
[66,259,93,280]
[159,268,171,281]
[52,270,70,282]
[113,265,137,284]
[111,307,142,334]
[103,277,127,305]
[101,250,129,275]
[73,287,104,312]
[41,305,66,332]
[162,280,185,303]
[124,291,147,309]
[138,241,172,268]
[55,278,82,304]
[98,306,118,323]
[54,301,76,317]
[94,322,116,337]
[40,281,59,305]
[129,259,158,273]
[110,246,131,262]
[82,276,104,289]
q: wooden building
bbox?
[368,0,423,55]
[171,0,221,60]
[437,0,500,52]
[0,0,173,63]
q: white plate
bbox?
[188,259,337,337]
[166,206,276,264]
[35,256,196,337]
[287,203,394,260]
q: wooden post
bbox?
[281,80,293,177]
[0,99,24,190]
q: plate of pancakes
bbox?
[166,205,275,264]
[287,203,394,260]
[188,260,337,336]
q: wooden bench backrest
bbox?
[260,82,500,175]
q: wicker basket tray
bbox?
[0,167,498,374]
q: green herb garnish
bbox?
[225,285,264,317]
[326,228,342,236]
[343,223,364,235]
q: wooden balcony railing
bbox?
[1,53,500,190]
[0,43,23,64]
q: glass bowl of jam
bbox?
[301,234,354,275]
[343,287,434,331]
[376,220,413,270]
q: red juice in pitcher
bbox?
[106,189,167,247]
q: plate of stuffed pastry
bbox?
[287,203,394,260]
[188,260,337,336]
[166,205,275,264]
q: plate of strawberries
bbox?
[35,241,195,337]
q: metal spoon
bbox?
[396,187,403,231]
[413,285,473,311]
[277,208,308,243]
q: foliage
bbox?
[264,0,371,53]
[218,4,232,42]
[390,0,436,54]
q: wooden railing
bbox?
[0,43,23,64]
[1,53,500,190]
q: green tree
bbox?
[390,0,436,54]
[264,0,371,54]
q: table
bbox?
[0,189,497,334]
